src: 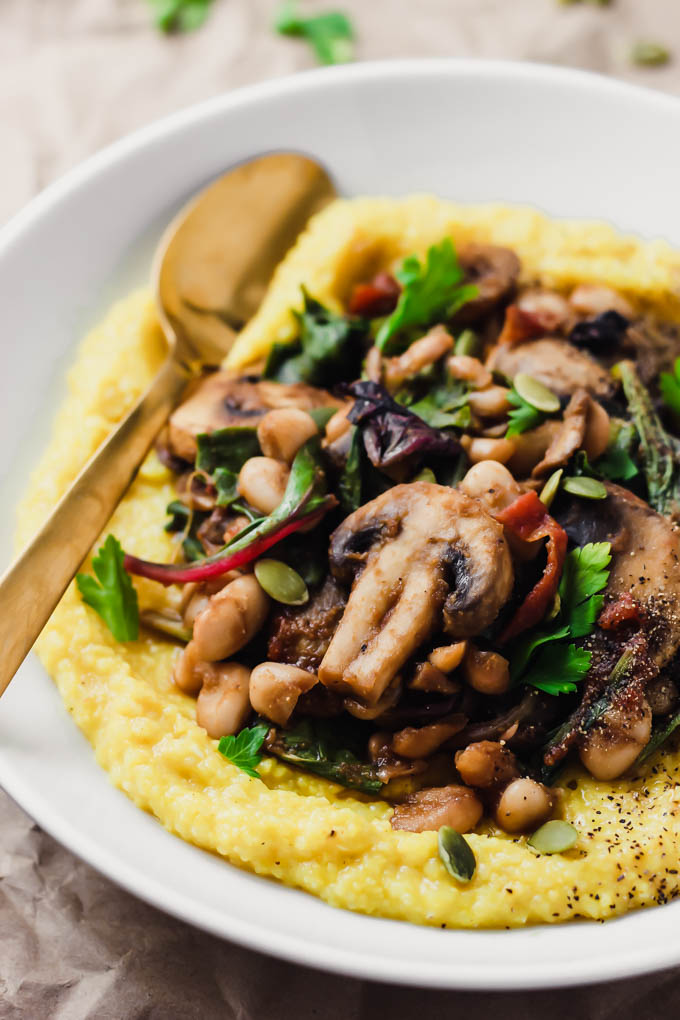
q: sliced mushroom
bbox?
[555,482,680,666]
[166,371,341,462]
[531,388,590,478]
[319,482,513,704]
[486,337,616,400]
[391,784,483,833]
[455,244,521,324]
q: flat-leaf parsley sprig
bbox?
[217,724,269,779]
[511,541,612,695]
[76,534,139,642]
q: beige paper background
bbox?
[2,0,680,1015]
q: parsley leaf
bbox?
[376,239,477,355]
[660,357,680,416]
[275,3,355,65]
[505,387,547,437]
[76,535,139,642]
[217,724,269,779]
[511,542,611,693]
[522,644,592,696]
[147,0,214,32]
[264,289,368,386]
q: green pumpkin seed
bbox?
[562,475,607,500]
[539,468,563,509]
[414,467,437,483]
[140,610,192,643]
[454,329,479,357]
[528,819,579,855]
[631,41,671,67]
[437,826,476,883]
[513,373,561,414]
[254,559,309,605]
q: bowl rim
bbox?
[3,58,680,991]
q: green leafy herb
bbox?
[264,289,367,386]
[76,535,139,642]
[505,387,548,437]
[571,422,639,483]
[164,500,207,561]
[214,467,239,508]
[217,724,269,779]
[376,239,477,354]
[408,380,471,430]
[196,426,260,475]
[275,3,355,65]
[307,406,338,430]
[660,357,680,416]
[146,0,214,33]
[615,360,680,515]
[437,826,476,883]
[511,542,612,694]
[338,426,363,514]
[266,718,383,793]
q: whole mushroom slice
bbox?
[486,337,616,400]
[319,482,513,705]
[165,371,342,462]
[454,244,521,324]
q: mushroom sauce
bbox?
[20,196,680,927]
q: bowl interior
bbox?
[2,60,680,989]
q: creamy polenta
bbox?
[17,197,680,928]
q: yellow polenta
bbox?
[17,197,680,928]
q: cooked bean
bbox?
[459,461,523,515]
[173,640,204,696]
[579,697,652,780]
[583,399,611,461]
[392,715,466,758]
[391,784,483,833]
[192,574,270,662]
[517,289,572,332]
[384,325,453,390]
[495,777,554,834]
[257,408,318,464]
[409,661,460,694]
[569,283,633,319]
[325,404,353,444]
[465,436,516,466]
[463,646,510,695]
[505,420,562,478]
[467,385,512,419]
[446,354,492,389]
[428,641,468,673]
[195,663,252,738]
[249,661,318,726]
[455,740,519,789]
[237,457,289,515]
[364,346,383,383]
[182,591,211,629]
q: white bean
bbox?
[192,574,270,662]
[495,777,554,834]
[465,436,516,465]
[467,385,512,419]
[257,408,318,464]
[459,461,522,515]
[446,354,492,389]
[463,646,510,695]
[249,662,318,726]
[238,457,289,515]
[196,663,252,738]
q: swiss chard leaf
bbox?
[147,0,213,32]
[196,427,260,475]
[407,379,471,430]
[265,719,382,793]
[214,467,239,508]
[338,425,363,514]
[659,356,680,416]
[376,239,477,354]
[264,289,368,386]
[218,724,269,779]
[76,535,139,642]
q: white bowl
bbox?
[2,60,680,990]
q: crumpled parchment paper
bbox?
[2,0,680,1015]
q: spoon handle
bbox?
[0,356,190,697]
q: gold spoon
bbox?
[0,152,336,697]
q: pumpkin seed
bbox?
[414,467,437,483]
[140,610,192,643]
[539,468,563,508]
[513,373,561,414]
[631,41,671,67]
[437,826,476,883]
[562,475,607,500]
[254,559,309,605]
[454,329,479,357]
[528,819,578,855]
